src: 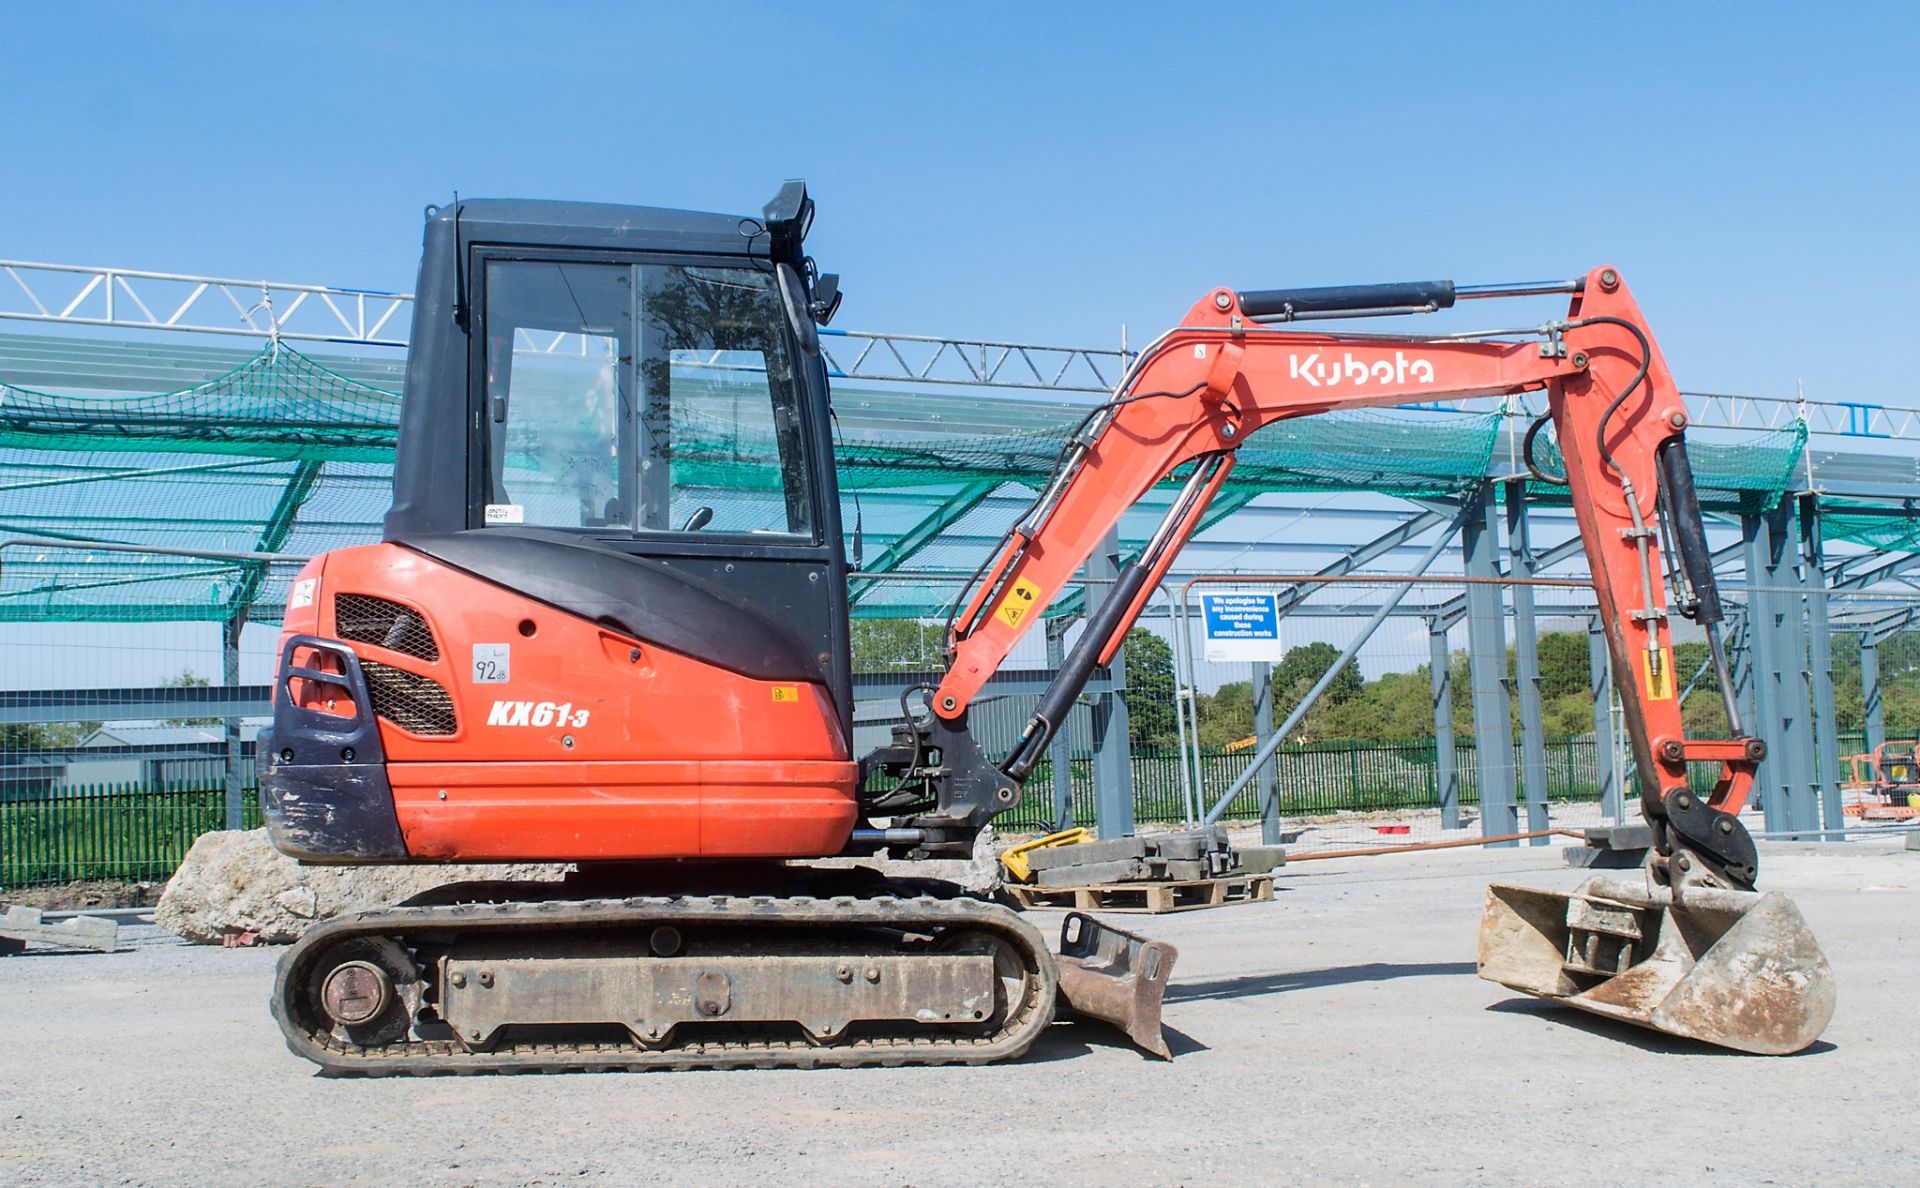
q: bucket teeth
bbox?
[1478,876,1835,1055]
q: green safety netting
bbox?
[0,337,1812,625]
[0,342,399,461]
[1525,421,1808,516]
[1820,498,1920,552]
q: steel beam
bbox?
[847,479,1001,603]
[1506,484,1550,841]
[1744,506,1819,836]
[0,685,271,725]
[1045,619,1075,831]
[1799,494,1845,832]
[1252,661,1279,844]
[221,617,246,831]
[1589,619,1620,823]
[1085,531,1134,839]
[1430,619,1460,829]
[1860,634,1885,754]
[1462,484,1517,842]
[851,670,1114,700]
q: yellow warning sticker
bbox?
[771,685,801,703]
[995,577,1043,630]
[1641,647,1675,702]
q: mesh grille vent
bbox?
[334,594,441,661]
[362,661,458,736]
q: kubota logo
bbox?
[487,700,590,728]
[1289,350,1436,389]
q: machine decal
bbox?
[289,578,317,609]
[484,503,525,524]
[771,685,801,703]
[472,643,511,683]
[995,577,1042,629]
[1288,350,1435,388]
[486,700,591,728]
[1641,646,1675,701]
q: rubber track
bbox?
[272,894,1059,1075]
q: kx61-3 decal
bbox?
[487,700,591,728]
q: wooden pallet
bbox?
[1007,873,1274,914]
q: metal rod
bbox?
[0,536,309,564]
[1453,279,1585,299]
[1284,829,1587,861]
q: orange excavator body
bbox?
[279,542,856,862]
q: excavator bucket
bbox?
[1054,912,1178,1059]
[1477,875,1834,1055]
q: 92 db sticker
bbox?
[994,577,1042,630]
[472,644,510,684]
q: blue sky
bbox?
[2,2,1916,400]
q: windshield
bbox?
[481,259,814,539]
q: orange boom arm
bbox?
[882,267,1758,887]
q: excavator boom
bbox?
[873,267,1831,1053]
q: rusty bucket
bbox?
[1054,912,1178,1059]
[1477,875,1835,1055]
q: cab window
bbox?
[481,259,814,539]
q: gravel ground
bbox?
[2,841,1916,1186]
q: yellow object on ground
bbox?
[1000,827,1093,883]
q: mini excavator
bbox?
[263,182,1833,1071]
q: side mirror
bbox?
[776,262,820,358]
[810,273,843,325]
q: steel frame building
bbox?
[3,258,1917,844]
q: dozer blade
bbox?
[1478,875,1835,1055]
[1053,911,1178,1059]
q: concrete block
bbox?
[1026,836,1147,871]
[0,906,118,954]
[1154,836,1205,861]
[1161,859,1208,881]
[1236,846,1288,874]
[1581,824,1653,851]
[1563,846,1647,869]
[1907,830,1920,852]
[1034,858,1151,887]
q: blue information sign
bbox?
[1199,591,1284,661]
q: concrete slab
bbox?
[0,841,1913,1184]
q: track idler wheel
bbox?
[303,937,421,1047]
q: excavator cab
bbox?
[386,184,854,727]
[262,185,868,867]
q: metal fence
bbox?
[0,782,261,888]
[999,734,1603,834]
[0,735,1605,889]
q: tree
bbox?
[1534,631,1592,698]
[1121,628,1178,749]
[162,670,217,727]
[1255,641,1363,742]
[849,619,946,673]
